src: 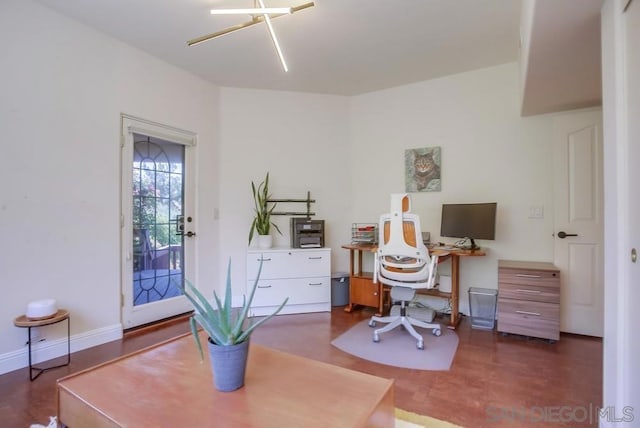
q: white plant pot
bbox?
[257,234,272,249]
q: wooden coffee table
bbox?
[57,332,394,427]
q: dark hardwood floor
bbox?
[1,308,602,427]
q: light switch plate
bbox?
[528,205,544,219]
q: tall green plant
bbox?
[248,172,282,244]
[181,259,288,359]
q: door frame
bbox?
[120,114,198,328]
[602,0,639,421]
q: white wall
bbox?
[0,0,219,370]
[218,88,352,293]
[350,63,556,314]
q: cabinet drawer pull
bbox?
[308,256,323,260]
[257,285,272,289]
[308,282,323,286]
[516,289,542,294]
[515,310,541,316]
[515,274,542,278]
[257,258,272,262]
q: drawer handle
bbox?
[515,310,541,316]
[308,282,323,286]
[257,285,272,289]
[308,256,323,260]
[258,258,272,262]
[515,274,542,278]
[516,289,542,294]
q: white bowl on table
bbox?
[26,299,58,320]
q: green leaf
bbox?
[181,255,288,350]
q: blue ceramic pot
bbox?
[207,338,249,392]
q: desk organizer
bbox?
[351,223,378,244]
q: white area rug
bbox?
[331,319,459,370]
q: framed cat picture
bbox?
[405,146,441,192]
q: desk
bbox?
[13,309,70,381]
[57,332,394,428]
[342,244,485,329]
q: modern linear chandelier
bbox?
[187,1,315,72]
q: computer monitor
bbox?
[440,202,497,250]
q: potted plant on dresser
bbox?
[181,259,288,392]
[249,172,282,249]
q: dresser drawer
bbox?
[498,281,560,303]
[249,277,330,307]
[497,298,559,341]
[498,268,559,289]
[247,249,330,280]
[497,298,558,320]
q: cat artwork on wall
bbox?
[405,147,441,192]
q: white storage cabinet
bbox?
[246,248,331,316]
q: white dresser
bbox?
[246,247,331,316]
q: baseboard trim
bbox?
[0,323,123,376]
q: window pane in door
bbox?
[132,134,185,306]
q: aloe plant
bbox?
[181,258,288,359]
[248,172,282,244]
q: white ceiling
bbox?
[33,0,603,114]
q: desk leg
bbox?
[344,249,356,312]
[447,255,462,330]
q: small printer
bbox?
[290,217,325,248]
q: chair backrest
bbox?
[375,194,439,290]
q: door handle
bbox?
[185,231,196,237]
[557,231,578,239]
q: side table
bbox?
[13,309,70,381]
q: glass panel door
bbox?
[121,115,196,328]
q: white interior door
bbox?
[121,115,197,328]
[553,109,604,337]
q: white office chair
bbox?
[369,193,445,350]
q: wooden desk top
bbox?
[58,332,394,428]
[342,243,486,257]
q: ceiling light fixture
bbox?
[209,7,292,15]
[257,0,288,72]
[188,1,314,72]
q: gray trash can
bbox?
[468,287,498,329]
[331,272,350,306]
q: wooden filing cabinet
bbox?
[246,248,331,317]
[341,244,387,316]
[497,260,560,342]
[349,276,383,309]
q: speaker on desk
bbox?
[422,232,430,245]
